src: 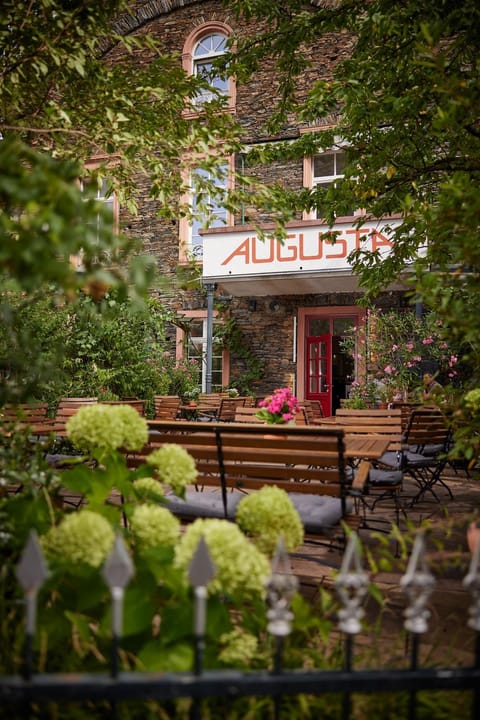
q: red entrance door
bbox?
[306,334,332,417]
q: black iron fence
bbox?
[2,531,480,720]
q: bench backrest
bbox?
[335,407,404,450]
[133,420,348,501]
[0,403,50,430]
[101,399,146,415]
[234,406,263,423]
[54,398,98,431]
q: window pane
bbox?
[193,32,228,105]
[194,34,227,57]
[308,318,329,335]
[190,165,228,258]
[335,152,346,174]
[333,317,355,335]
[313,154,335,178]
[185,318,224,392]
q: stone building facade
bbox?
[105,0,407,415]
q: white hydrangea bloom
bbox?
[130,504,180,549]
[146,443,197,495]
[174,518,270,599]
[236,486,304,556]
[66,404,148,452]
[42,510,115,568]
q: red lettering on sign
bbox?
[252,238,274,263]
[221,238,250,266]
[277,234,298,262]
[325,236,347,259]
[371,231,393,252]
[346,228,365,250]
[299,233,324,260]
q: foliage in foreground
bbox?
[0,404,477,718]
[0,0,244,405]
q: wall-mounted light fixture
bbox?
[248,300,257,312]
[269,301,281,312]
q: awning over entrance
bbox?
[203,269,362,297]
[201,218,404,296]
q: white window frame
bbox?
[189,163,229,259]
[176,311,230,392]
[312,150,347,220]
[192,32,229,107]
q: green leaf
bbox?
[137,639,193,672]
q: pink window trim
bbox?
[182,21,236,113]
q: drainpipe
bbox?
[204,282,217,393]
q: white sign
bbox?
[202,220,402,278]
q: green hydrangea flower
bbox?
[66,404,148,452]
[236,486,304,556]
[465,388,480,413]
[218,629,258,666]
[174,519,270,599]
[146,444,197,496]
[42,510,115,568]
[130,505,180,549]
[132,477,164,501]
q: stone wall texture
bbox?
[106,0,403,396]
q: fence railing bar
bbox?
[2,666,480,705]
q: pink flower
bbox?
[422,337,433,345]
[406,342,414,350]
[256,387,299,424]
[392,344,399,351]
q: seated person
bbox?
[422,372,443,401]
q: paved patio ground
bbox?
[291,466,480,665]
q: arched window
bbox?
[182,22,235,111]
[193,32,228,105]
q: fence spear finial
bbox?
[335,532,368,635]
[188,535,216,675]
[463,530,480,632]
[101,533,134,678]
[16,530,49,680]
[401,531,435,634]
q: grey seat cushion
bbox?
[165,488,351,536]
[421,444,444,456]
[164,488,245,519]
[368,468,403,487]
[287,492,353,534]
[377,451,405,470]
[405,450,434,467]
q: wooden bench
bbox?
[129,420,368,545]
[0,402,56,439]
